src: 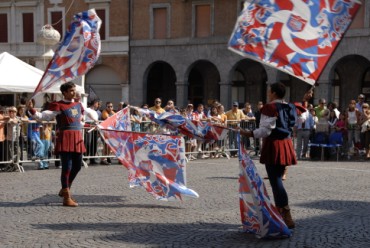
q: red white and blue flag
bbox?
[238,133,291,238]
[98,128,199,201]
[132,107,229,141]
[32,9,101,98]
[229,0,361,85]
[98,106,132,131]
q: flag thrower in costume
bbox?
[238,133,291,238]
[131,106,229,141]
[32,9,101,98]
[228,0,361,85]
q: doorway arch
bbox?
[144,61,177,106]
[186,60,220,107]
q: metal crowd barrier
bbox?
[1,119,258,173]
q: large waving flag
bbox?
[238,133,291,238]
[98,129,199,201]
[132,107,229,141]
[98,106,132,131]
[32,9,101,98]
[229,0,362,85]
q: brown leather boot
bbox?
[278,205,295,229]
[59,188,77,203]
[60,188,78,207]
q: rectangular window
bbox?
[0,14,8,43]
[195,5,211,38]
[23,13,34,42]
[96,9,106,40]
[153,8,167,39]
[51,11,63,40]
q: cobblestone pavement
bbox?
[1,157,370,248]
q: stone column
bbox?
[121,81,130,103]
[175,81,188,108]
[219,81,232,109]
[314,79,330,105]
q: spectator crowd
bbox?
[1,91,370,172]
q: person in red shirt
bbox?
[27,82,93,207]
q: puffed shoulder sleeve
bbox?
[48,102,60,111]
[260,103,277,117]
[293,103,307,116]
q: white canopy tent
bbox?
[0,52,84,107]
[0,52,84,93]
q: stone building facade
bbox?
[0,0,129,107]
[1,0,370,111]
[129,0,370,111]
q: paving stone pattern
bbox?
[1,159,370,247]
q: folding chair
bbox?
[308,132,328,161]
[320,132,343,161]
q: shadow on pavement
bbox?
[0,194,183,209]
[31,222,275,246]
[206,176,238,180]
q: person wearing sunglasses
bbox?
[149,98,165,115]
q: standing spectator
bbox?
[242,102,256,120]
[40,121,53,169]
[96,101,102,120]
[328,102,340,119]
[84,99,100,165]
[149,98,165,114]
[16,105,28,163]
[242,102,256,149]
[141,104,150,132]
[359,103,370,157]
[185,103,197,160]
[27,117,45,170]
[295,105,315,160]
[101,102,116,165]
[208,106,221,158]
[0,108,7,171]
[356,94,365,113]
[217,104,227,126]
[253,101,264,155]
[193,104,209,158]
[206,100,221,117]
[225,101,245,157]
[27,82,88,207]
[314,98,329,133]
[335,113,348,154]
[149,98,165,133]
[164,99,178,114]
[117,101,128,111]
[345,100,361,157]
[239,82,300,229]
[328,110,338,134]
[131,109,142,132]
[4,107,20,171]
